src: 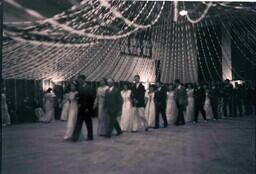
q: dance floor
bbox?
[2,116,256,174]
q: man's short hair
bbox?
[156,81,162,84]
[134,75,140,79]
[174,79,180,84]
[78,75,86,80]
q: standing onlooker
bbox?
[2,88,11,126]
[174,80,187,126]
[18,96,35,123]
[254,84,256,115]
[216,82,224,118]
[145,85,156,128]
[166,84,177,124]
[244,82,254,116]
[233,82,243,117]
[120,82,133,132]
[223,79,233,117]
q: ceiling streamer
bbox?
[3,1,165,81]
[3,1,256,82]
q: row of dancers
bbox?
[58,75,256,141]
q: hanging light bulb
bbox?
[179,10,188,16]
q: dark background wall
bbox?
[231,17,256,81]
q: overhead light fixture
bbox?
[179,10,188,16]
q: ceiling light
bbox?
[179,10,188,16]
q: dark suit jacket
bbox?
[174,86,188,106]
[103,87,122,117]
[209,88,220,102]
[77,84,95,111]
[131,83,145,107]
[194,88,206,106]
[154,86,167,108]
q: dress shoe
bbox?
[86,138,93,141]
[116,132,123,136]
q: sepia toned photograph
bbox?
[1,1,256,174]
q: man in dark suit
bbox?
[209,83,220,120]
[154,81,168,128]
[233,82,243,117]
[72,75,95,141]
[131,75,148,131]
[194,84,207,123]
[174,80,187,126]
[222,79,233,117]
[104,78,123,138]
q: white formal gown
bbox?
[185,89,194,122]
[120,90,133,131]
[60,93,70,121]
[145,92,155,128]
[64,91,78,139]
[204,91,214,120]
[39,92,56,123]
[166,91,177,124]
[96,86,109,135]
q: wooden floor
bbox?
[2,116,256,174]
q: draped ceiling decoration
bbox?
[3,1,256,83]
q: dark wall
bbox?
[231,17,256,81]
[2,79,44,123]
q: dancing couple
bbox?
[64,75,123,141]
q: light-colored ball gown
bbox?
[185,89,194,122]
[2,93,11,126]
[120,90,134,131]
[166,91,177,124]
[204,91,214,120]
[95,86,109,136]
[39,92,56,123]
[144,91,155,128]
[64,91,78,140]
[60,93,70,121]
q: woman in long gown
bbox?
[144,85,155,128]
[64,83,78,140]
[39,88,56,123]
[2,88,11,126]
[166,84,177,124]
[120,82,133,131]
[94,78,109,136]
[204,86,214,120]
[60,91,70,121]
[185,84,195,122]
